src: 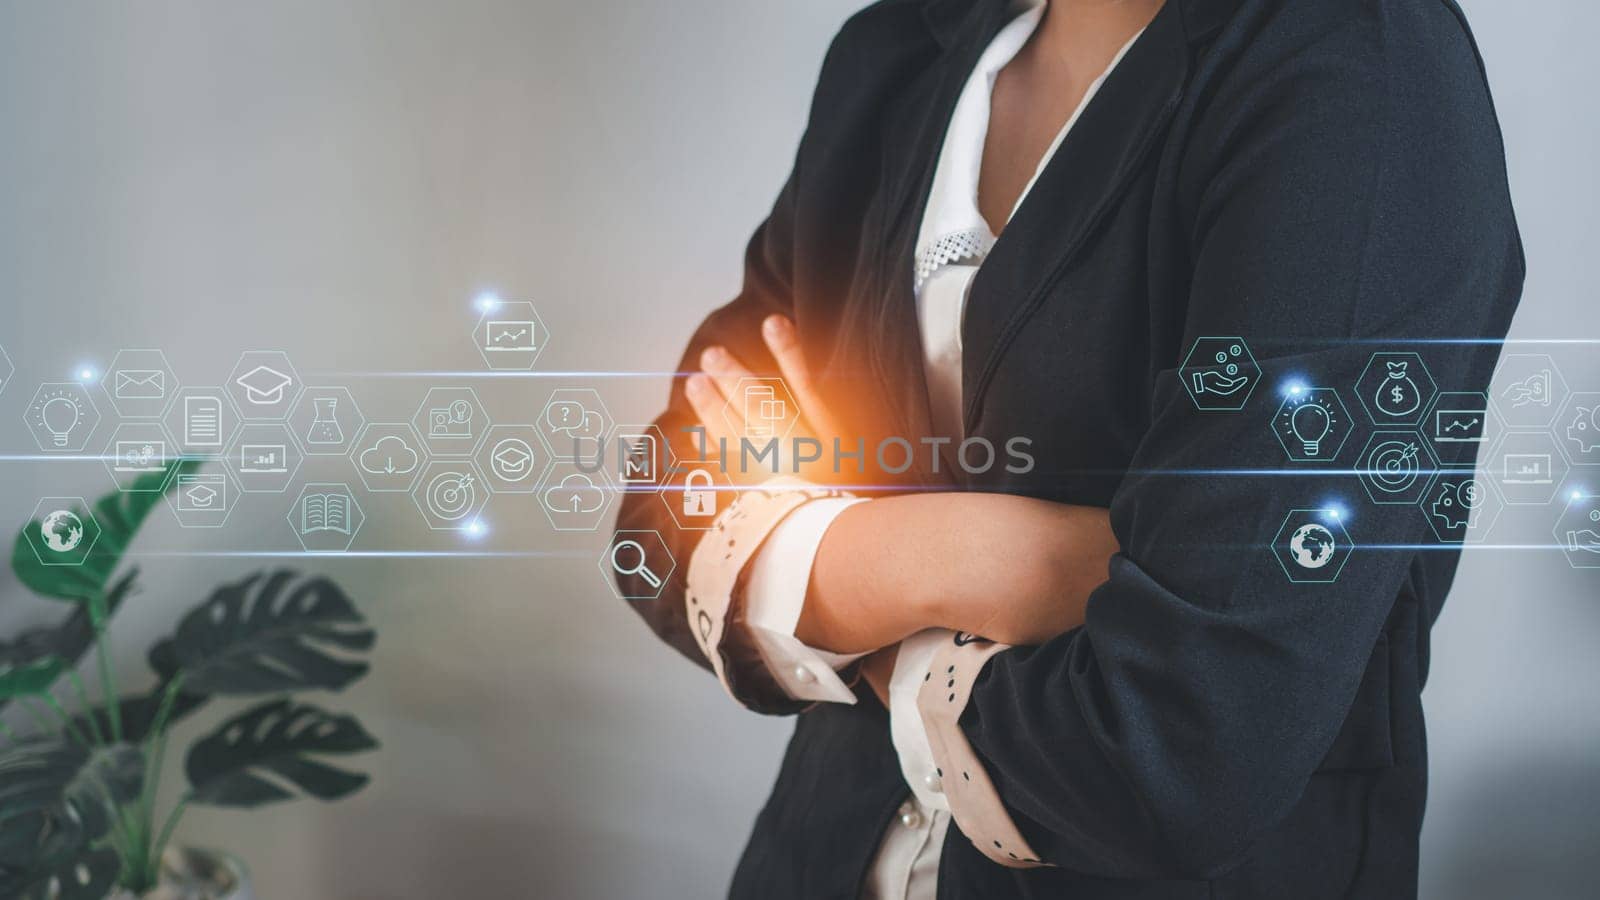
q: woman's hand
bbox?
[683,314,842,485]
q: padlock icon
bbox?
[683,468,716,517]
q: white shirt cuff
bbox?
[742,496,869,704]
[889,629,954,812]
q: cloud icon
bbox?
[359,435,420,476]
[543,473,605,514]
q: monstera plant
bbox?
[0,461,378,898]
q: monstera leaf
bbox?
[169,571,374,695]
[185,699,377,807]
[0,658,66,700]
[0,846,121,900]
[0,738,144,882]
[0,571,140,719]
[10,459,196,604]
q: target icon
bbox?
[426,470,476,520]
[1357,432,1432,505]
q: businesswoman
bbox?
[615,0,1522,897]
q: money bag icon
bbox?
[1375,360,1421,418]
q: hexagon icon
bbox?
[102,422,178,493]
[225,423,303,493]
[474,425,545,494]
[25,382,101,452]
[720,377,803,444]
[1420,471,1503,544]
[1356,431,1435,505]
[538,459,616,532]
[100,349,178,418]
[1179,337,1261,412]
[474,299,549,370]
[163,386,240,458]
[1555,392,1600,467]
[1422,391,1501,468]
[1554,492,1600,569]
[602,530,677,600]
[0,344,13,396]
[1491,353,1569,430]
[1271,508,1353,584]
[289,483,364,553]
[1271,387,1354,462]
[411,387,490,458]
[1488,431,1569,506]
[411,459,490,530]
[538,388,613,461]
[26,497,102,567]
[351,422,427,492]
[1355,352,1437,427]
[165,466,239,528]
[659,460,734,531]
[227,350,302,421]
[289,386,366,456]
[608,424,675,493]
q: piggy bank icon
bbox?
[1567,405,1600,455]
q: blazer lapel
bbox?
[848,0,1014,485]
[959,0,1193,435]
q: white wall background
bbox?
[0,1,1593,898]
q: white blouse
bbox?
[738,2,1144,896]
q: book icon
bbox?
[300,491,352,535]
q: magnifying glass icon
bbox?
[610,539,662,589]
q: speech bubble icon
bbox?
[546,400,584,434]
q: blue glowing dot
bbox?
[474,292,501,312]
[77,367,95,381]
[463,518,487,537]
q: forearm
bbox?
[796,493,1118,654]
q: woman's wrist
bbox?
[796,501,936,654]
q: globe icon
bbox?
[40,509,85,553]
[1288,523,1336,569]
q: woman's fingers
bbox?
[686,373,736,447]
[762,315,834,435]
[699,344,756,406]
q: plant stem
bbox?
[43,694,91,747]
[20,698,69,743]
[148,793,192,878]
[88,590,123,742]
[0,718,15,741]
[131,675,187,887]
[67,669,107,746]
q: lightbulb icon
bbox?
[1290,402,1332,455]
[41,396,81,446]
[1275,388,1347,462]
[26,384,97,451]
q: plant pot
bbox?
[108,847,254,900]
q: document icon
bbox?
[184,396,223,446]
[616,432,657,485]
[484,320,537,351]
[114,369,166,400]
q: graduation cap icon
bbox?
[234,365,293,405]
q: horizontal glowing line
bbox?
[302,370,691,378]
[123,550,594,559]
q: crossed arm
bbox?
[684,313,1119,665]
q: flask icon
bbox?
[1374,360,1421,419]
[306,396,344,445]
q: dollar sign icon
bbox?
[1375,359,1422,418]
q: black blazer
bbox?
[616,0,1523,897]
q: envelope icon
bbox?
[115,369,166,400]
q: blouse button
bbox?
[923,772,943,794]
[898,802,922,829]
[793,665,816,684]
